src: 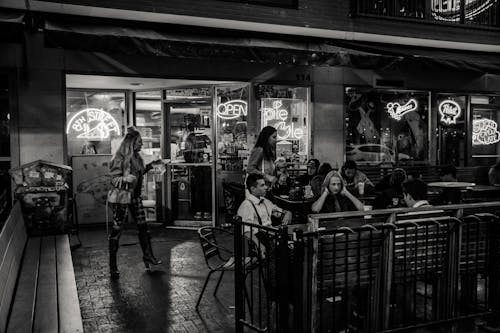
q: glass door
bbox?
[163,88,215,227]
[214,84,250,223]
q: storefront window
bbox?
[435,94,466,166]
[258,85,309,164]
[215,85,249,172]
[345,88,429,165]
[66,91,126,157]
[471,95,500,165]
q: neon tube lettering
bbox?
[216,100,248,119]
[386,99,418,121]
[439,100,462,125]
[66,108,121,140]
[472,119,500,145]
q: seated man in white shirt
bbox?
[237,173,292,257]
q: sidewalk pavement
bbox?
[71,226,235,333]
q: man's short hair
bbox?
[246,173,264,190]
[402,179,428,201]
[343,160,357,170]
[440,164,457,178]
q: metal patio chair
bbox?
[196,226,255,310]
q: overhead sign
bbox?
[472,118,500,145]
[216,100,248,120]
[439,100,462,125]
[66,108,121,140]
[386,99,418,121]
[262,99,304,140]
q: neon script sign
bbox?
[262,100,304,140]
[472,119,500,145]
[386,99,418,121]
[439,100,461,125]
[66,108,121,140]
[216,100,247,119]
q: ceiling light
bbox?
[130,82,143,86]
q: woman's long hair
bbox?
[255,126,277,160]
[112,126,143,173]
[321,171,345,195]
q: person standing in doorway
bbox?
[107,126,162,279]
[184,123,212,220]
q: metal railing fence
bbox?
[234,201,500,333]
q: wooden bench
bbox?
[0,202,83,333]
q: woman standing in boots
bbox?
[107,126,162,279]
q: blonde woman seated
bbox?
[311,171,365,213]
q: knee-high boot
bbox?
[137,224,162,270]
[109,236,120,279]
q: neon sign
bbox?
[216,100,247,119]
[386,99,418,120]
[472,118,500,145]
[262,99,304,140]
[66,108,121,140]
[439,100,462,125]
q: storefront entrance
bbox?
[65,75,249,228]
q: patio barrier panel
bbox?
[234,201,500,333]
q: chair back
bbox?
[198,227,221,266]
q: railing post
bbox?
[292,229,305,333]
[276,225,290,333]
[233,218,244,333]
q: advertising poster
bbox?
[72,154,113,225]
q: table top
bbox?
[427,181,476,188]
[273,195,315,205]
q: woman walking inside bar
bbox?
[311,171,365,213]
[107,126,162,279]
[247,126,278,186]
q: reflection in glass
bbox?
[345,88,429,166]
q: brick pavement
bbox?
[71,226,235,333]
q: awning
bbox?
[43,18,400,69]
[0,9,25,44]
[43,16,500,74]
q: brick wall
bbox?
[42,0,500,46]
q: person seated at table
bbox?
[311,171,365,213]
[311,163,333,197]
[340,160,374,196]
[431,164,461,205]
[402,178,431,208]
[297,159,320,186]
[374,168,407,209]
[488,161,500,186]
[272,159,292,196]
[237,173,292,257]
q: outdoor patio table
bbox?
[273,195,315,224]
[428,182,476,203]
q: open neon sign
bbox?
[473,118,500,145]
[66,108,121,140]
[261,99,304,140]
[386,99,418,121]
[439,100,462,125]
[216,100,247,119]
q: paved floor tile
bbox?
[72,227,235,333]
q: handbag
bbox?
[107,187,132,204]
[107,173,133,204]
